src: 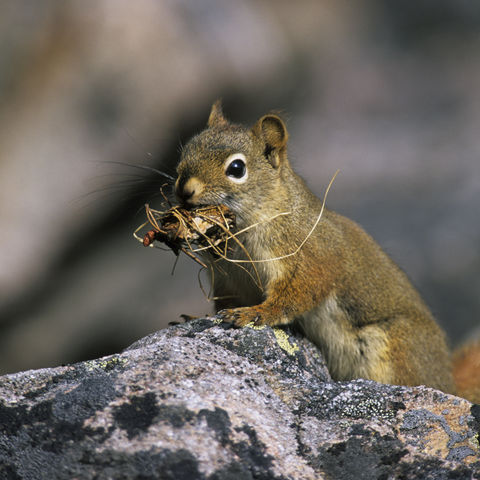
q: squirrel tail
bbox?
[452,338,480,404]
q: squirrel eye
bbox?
[226,159,246,178]
[225,154,248,183]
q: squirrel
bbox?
[174,100,479,403]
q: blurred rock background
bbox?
[0,0,479,374]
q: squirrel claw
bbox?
[217,307,260,327]
[217,307,261,328]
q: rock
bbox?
[0,318,478,479]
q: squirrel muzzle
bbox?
[175,176,205,206]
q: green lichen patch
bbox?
[83,356,128,373]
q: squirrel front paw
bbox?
[217,306,265,328]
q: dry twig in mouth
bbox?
[134,204,237,269]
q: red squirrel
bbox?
[173,101,479,403]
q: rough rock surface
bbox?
[0,318,478,479]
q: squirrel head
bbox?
[175,100,290,223]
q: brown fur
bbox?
[174,101,479,400]
[453,340,480,403]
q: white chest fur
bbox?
[296,295,392,383]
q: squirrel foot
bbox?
[217,306,284,328]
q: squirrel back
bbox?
[175,101,479,402]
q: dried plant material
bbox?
[143,230,157,247]
[134,204,237,268]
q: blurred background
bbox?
[0,0,479,374]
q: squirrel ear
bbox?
[207,99,229,128]
[252,114,289,168]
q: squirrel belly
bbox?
[174,100,476,400]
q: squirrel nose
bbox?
[179,185,195,202]
[175,177,204,204]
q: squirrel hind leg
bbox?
[453,339,480,403]
[381,316,455,394]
